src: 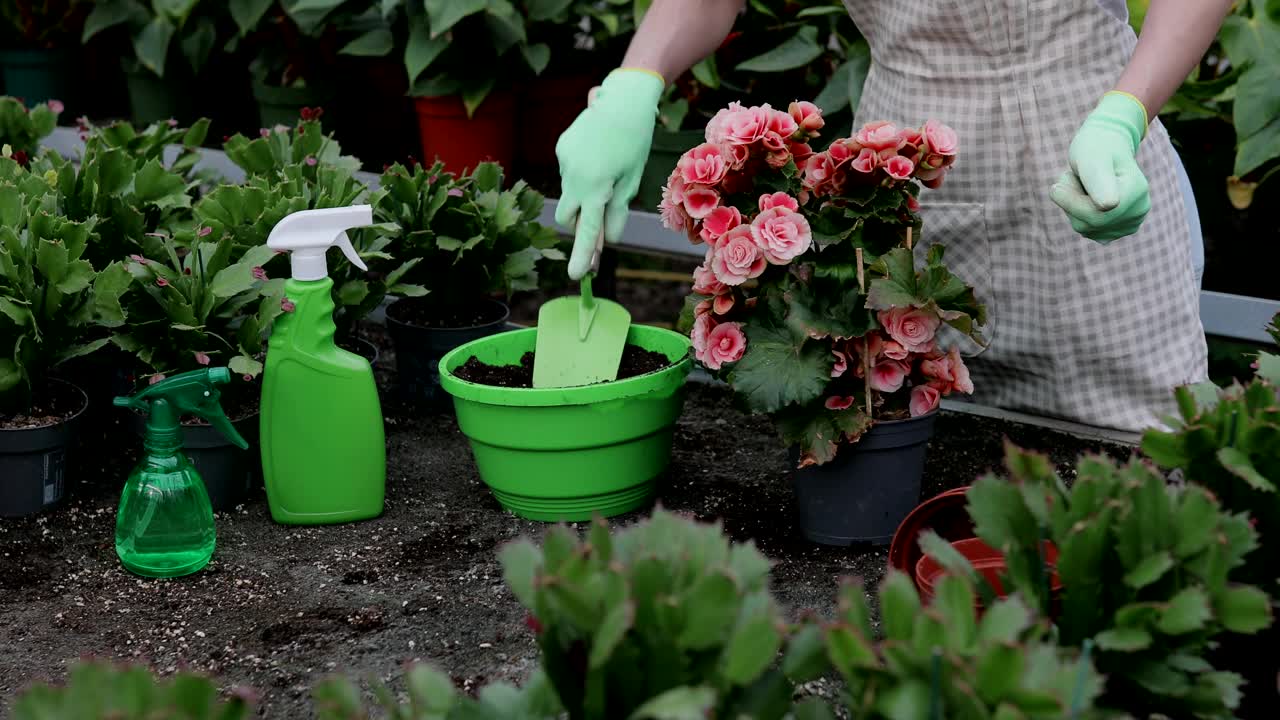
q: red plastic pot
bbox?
[517,73,595,176]
[915,538,1063,612]
[888,486,975,585]
[414,90,516,177]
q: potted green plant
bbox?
[218,118,422,360]
[80,0,227,125]
[0,156,131,517]
[398,0,548,175]
[634,0,870,210]
[0,0,87,108]
[374,159,561,407]
[0,96,60,159]
[668,101,984,546]
[227,0,397,129]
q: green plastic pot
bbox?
[438,325,692,522]
[251,75,334,129]
[635,127,704,212]
[124,65,192,126]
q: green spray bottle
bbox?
[260,205,386,525]
[114,368,247,578]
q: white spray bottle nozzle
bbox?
[267,205,374,281]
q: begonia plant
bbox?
[670,100,986,467]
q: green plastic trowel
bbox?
[533,226,631,388]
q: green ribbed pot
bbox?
[438,325,692,522]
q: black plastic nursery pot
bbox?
[0,379,87,518]
[124,65,193,126]
[385,297,510,408]
[126,410,262,512]
[0,48,73,108]
[251,75,335,129]
[792,409,939,546]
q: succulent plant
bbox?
[0,96,61,158]
[312,665,563,720]
[497,508,794,720]
[0,157,132,416]
[789,571,1104,719]
[923,441,1274,718]
[12,659,252,720]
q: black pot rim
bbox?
[0,378,89,435]
[386,296,510,333]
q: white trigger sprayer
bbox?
[266,205,374,281]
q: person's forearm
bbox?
[1113,0,1235,121]
[621,0,745,83]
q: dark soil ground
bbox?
[0,332,1137,717]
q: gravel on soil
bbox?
[0,343,1138,717]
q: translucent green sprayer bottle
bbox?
[113,368,248,578]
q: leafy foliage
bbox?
[0,97,61,157]
[934,441,1274,718]
[81,0,228,79]
[371,159,561,310]
[0,157,131,415]
[1,0,89,47]
[12,660,252,720]
[229,0,397,89]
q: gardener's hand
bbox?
[1050,91,1152,244]
[556,68,665,280]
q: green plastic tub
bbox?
[438,325,692,522]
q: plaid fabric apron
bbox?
[841,0,1208,431]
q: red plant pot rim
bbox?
[888,486,974,587]
[915,537,1063,603]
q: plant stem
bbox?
[856,247,871,417]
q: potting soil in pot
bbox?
[388,299,507,329]
[0,382,84,431]
[453,345,672,388]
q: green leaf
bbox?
[978,596,1032,645]
[389,283,429,297]
[0,359,20,392]
[133,16,177,78]
[725,320,831,413]
[135,160,187,204]
[588,601,634,669]
[525,0,575,21]
[792,697,836,720]
[229,0,273,35]
[1157,587,1212,635]
[1123,551,1175,589]
[180,17,217,74]
[676,571,739,649]
[228,355,263,378]
[1216,585,1273,634]
[424,0,486,37]
[975,644,1023,704]
[497,539,539,608]
[404,664,456,714]
[1217,447,1275,491]
[53,339,112,366]
[1095,627,1154,651]
[720,595,783,685]
[824,625,877,676]
[340,28,395,57]
[879,571,923,640]
[520,43,551,75]
[781,625,828,682]
[935,574,978,649]
[82,0,142,42]
[92,262,133,328]
[628,686,716,720]
[735,26,823,73]
[405,17,451,86]
[336,280,369,307]
[691,56,719,88]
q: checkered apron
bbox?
[841,0,1208,431]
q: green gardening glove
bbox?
[1050,91,1152,244]
[555,68,665,280]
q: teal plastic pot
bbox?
[0,48,73,108]
[438,325,692,522]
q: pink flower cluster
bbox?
[824,307,974,417]
[802,119,957,198]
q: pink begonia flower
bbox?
[281,298,296,312]
[691,313,715,356]
[683,186,720,219]
[881,340,910,361]
[659,195,690,232]
[802,152,835,189]
[713,294,735,315]
[921,352,955,392]
[789,101,824,134]
[851,333,884,369]
[692,261,729,296]
[884,155,915,180]
[695,299,712,316]
[825,396,855,411]
[828,140,857,167]
[856,121,903,153]
[768,109,798,139]
[851,148,879,174]
[831,350,848,378]
[788,142,814,163]
[878,307,941,353]
[48,100,64,113]
[711,227,767,285]
[762,130,787,154]
[922,119,958,157]
[705,102,745,144]
[751,207,812,264]
[193,352,211,366]
[911,384,942,417]
[678,143,730,186]
[717,104,772,146]
[898,126,923,150]
[759,192,799,213]
[702,322,747,370]
[699,206,742,245]
[870,359,910,393]
[907,195,921,212]
[949,346,974,394]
